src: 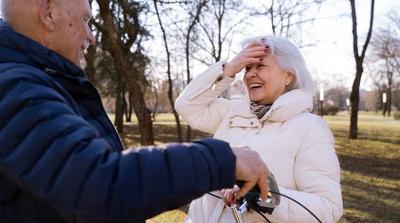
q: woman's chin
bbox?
[250,94,264,103]
[250,96,273,105]
[250,97,262,104]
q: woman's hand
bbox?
[223,44,270,78]
[220,185,240,206]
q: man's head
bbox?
[2,0,95,67]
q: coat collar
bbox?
[231,89,313,122]
[0,19,86,80]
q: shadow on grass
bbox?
[336,126,400,223]
[341,175,400,223]
[333,128,400,145]
[339,154,400,180]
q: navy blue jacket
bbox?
[0,20,235,223]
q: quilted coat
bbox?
[176,61,343,223]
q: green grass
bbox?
[325,112,400,223]
[112,112,400,223]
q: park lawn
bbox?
[112,112,400,223]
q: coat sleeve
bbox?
[175,61,235,134]
[268,117,343,223]
[0,72,236,223]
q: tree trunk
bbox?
[270,0,276,35]
[349,64,363,138]
[348,0,375,139]
[185,24,193,142]
[114,75,124,133]
[185,40,192,140]
[98,0,154,145]
[126,91,133,122]
[121,83,129,123]
[151,85,159,122]
[153,0,182,142]
[184,0,208,141]
[388,74,392,116]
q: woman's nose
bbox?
[245,67,257,78]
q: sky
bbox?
[144,0,400,91]
[1,0,398,91]
[246,0,400,90]
[300,0,399,90]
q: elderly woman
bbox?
[175,36,343,223]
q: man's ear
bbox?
[37,0,56,31]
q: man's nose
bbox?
[87,30,96,46]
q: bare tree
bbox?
[153,0,183,142]
[192,0,244,66]
[370,29,400,116]
[393,82,400,111]
[388,11,400,31]
[349,0,375,139]
[97,0,154,145]
[247,0,324,48]
[366,64,386,113]
[181,0,208,141]
[267,0,323,38]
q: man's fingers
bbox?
[257,172,270,201]
[230,186,240,203]
[235,180,257,199]
[231,146,270,201]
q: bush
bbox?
[394,112,400,120]
[323,105,340,116]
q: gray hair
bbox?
[0,0,6,19]
[241,36,316,94]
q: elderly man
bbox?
[0,0,269,222]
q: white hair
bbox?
[0,0,5,19]
[1,0,12,21]
[241,35,316,94]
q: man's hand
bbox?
[231,146,270,201]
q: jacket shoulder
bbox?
[0,63,56,85]
[285,111,333,141]
[0,63,76,121]
[289,111,329,127]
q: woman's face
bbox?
[244,55,292,105]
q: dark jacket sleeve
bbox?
[0,72,236,222]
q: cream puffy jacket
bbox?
[175,62,343,223]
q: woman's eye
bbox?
[245,67,251,71]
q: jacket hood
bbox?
[0,19,86,79]
[232,89,313,122]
